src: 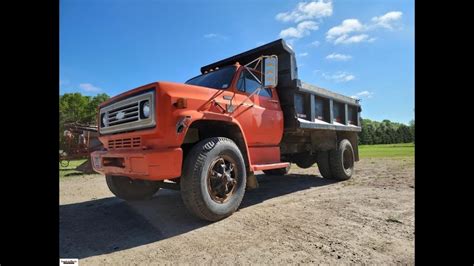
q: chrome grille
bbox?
[107,102,140,126]
[108,137,141,149]
[99,90,156,134]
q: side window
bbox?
[237,70,272,98]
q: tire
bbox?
[180,137,247,222]
[106,175,161,201]
[316,151,333,179]
[295,155,317,169]
[263,164,291,175]
[328,139,355,180]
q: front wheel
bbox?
[180,137,246,222]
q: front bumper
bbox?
[90,148,182,180]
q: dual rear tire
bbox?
[317,139,355,181]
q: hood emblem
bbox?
[116,111,125,120]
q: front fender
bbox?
[173,109,253,166]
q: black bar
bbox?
[329,99,334,124]
[310,94,316,122]
[344,104,349,125]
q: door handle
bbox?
[267,99,279,103]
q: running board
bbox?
[251,162,290,171]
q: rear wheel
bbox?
[316,151,332,179]
[180,137,246,221]
[106,175,161,201]
[328,139,355,180]
[263,164,291,175]
[295,155,317,169]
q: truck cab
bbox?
[91,39,361,221]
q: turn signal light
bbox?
[174,98,188,109]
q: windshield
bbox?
[185,66,236,90]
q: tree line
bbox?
[358,118,414,145]
[59,93,110,145]
[60,93,110,126]
[59,92,414,146]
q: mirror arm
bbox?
[244,66,262,84]
[244,57,262,70]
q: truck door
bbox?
[232,68,284,147]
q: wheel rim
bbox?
[342,148,354,171]
[207,155,238,203]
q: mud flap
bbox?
[246,173,259,190]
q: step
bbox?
[251,162,290,171]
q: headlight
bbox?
[141,100,150,118]
[101,113,108,127]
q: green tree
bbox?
[359,118,376,145]
[359,119,371,144]
[397,124,412,143]
[365,123,376,144]
[59,93,89,125]
[59,92,109,148]
[409,119,415,143]
[85,93,110,124]
[359,118,414,145]
[59,92,109,125]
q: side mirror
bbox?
[262,55,278,88]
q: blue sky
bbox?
[60,0,414,124]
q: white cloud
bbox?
[79,83,102,93]
[371,11,403,29]
[351,90,374,99]
[276,0,333,23]
[204,33,228,40]
[298,52,309,57]
[326,11,402,45]
[204,33,217,38]
[335,34,371,44]
[322,71,355,82]
[327,19,364,38]
[326,53,352,61]
[326,19,367,44]
[280,20,319,39]
[310,40,320,47]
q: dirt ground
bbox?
[60,157,414,265]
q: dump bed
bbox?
[201,39,361,133]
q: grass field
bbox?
[359,143,414,158]
[59,159,87,178]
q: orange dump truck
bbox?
[91,39,362,221]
